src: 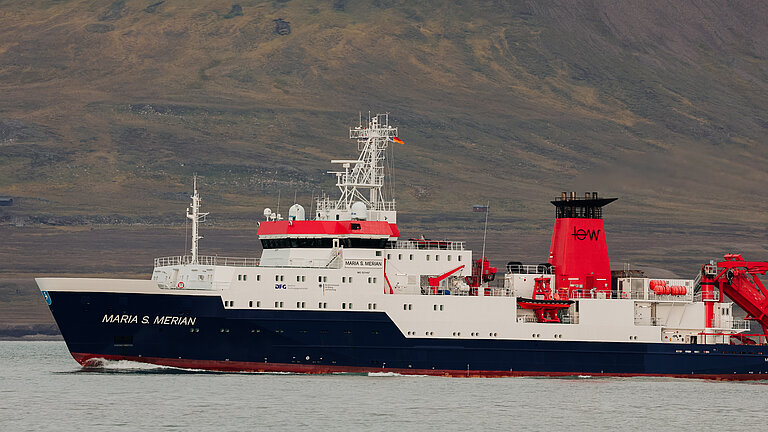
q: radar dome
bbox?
[263,208,272,220]
[350,201,368,220]
[288,204,306,221]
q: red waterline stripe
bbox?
[70,352,768,380]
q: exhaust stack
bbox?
[548,192,616,297]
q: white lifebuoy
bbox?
[177,281,185,289]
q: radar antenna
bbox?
[316,113,400,222]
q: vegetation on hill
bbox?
[1,0,767,263]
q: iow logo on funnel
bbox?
[572,227,601,240]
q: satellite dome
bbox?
[263,208,272,220]
[288,204,306,221]
[350,201,368,220]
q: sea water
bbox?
[1,341,766,431]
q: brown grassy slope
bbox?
[0,1,766,248]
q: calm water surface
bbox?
[1,341,766,431]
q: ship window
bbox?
[368,277,371,283]
[199,275,205,280]
[238,275,242,281]
[323,276,327,282]
[398,254,402,260]
[342,303,346,309]
[387,254,391,259]
[349,277,353,283]
[336,215,340,220]
[434,305,437,311]
[275,275,280,281]
[243,275,247,281]
[409,254,413,260]
[350,223,361,230]
[319,302,323,308]
[409,304,412,310]
[458,256,462,261]
[426,255,430,261]
[440,305,444,311]
[376,251,382,256]
[448,255,452,261]
[275,302,279,307]
[435,255,440,261]
[301,276,305,282]
[257,275,261,281]
[342,277,346,283]
[404,304,407,310]
[280,275,284,282]
[280,302,284,307]
[373,278,377,283]
[249,301,253,307]
[257,301,261,307]
[373,303,377,309]
[319,276,322,282]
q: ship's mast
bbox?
[316,113,399,222]
[186,176,209,264]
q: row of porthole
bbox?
[403,304,413,310]
[433,305,444,311]
[629,335,638,340]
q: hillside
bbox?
[1,0,767,278]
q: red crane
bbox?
[699,254,768,336]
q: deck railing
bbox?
[388,240,465,251]
[154,255,259,267]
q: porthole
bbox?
[243,275,247,281]
[249,301,253,307]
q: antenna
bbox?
[481,201,490,262]
[186,175,209,264]
[276,190,281,219]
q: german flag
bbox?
[392,136,405,144]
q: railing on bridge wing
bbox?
[153,255,259,267]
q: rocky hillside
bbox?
[1,0,767,254]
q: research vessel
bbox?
[37,114,768,378]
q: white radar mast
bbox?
[186,175,209,264]
[316,113,399,223]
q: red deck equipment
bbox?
[699,254,768,336]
